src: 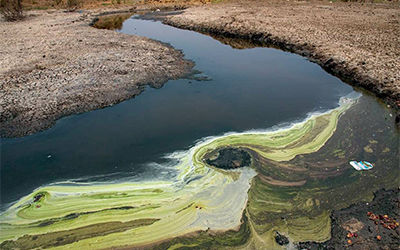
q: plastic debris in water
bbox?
[349,161,373,171]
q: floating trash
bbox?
[349,161,373,171]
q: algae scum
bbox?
[1,15,399,249]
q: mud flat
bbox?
[164,0,400,117]
[0,10,193,137]
[298,188,399,249]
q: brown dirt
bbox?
[164,0,400,117]
[0,9,194,137]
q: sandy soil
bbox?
[164,0,400,116]
[0,10,193,137]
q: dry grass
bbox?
[66,0,82,10]
[20,0,211,10]
[18,0,396,11]
[1,0,24,21]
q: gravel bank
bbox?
[164,0,400,114]
[0,10,193,137]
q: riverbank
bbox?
[164,0,400,119]
[298,188,399,249]
[0,9,194,137]
[2,1,399,138]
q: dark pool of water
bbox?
[0,16,354,206]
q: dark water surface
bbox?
[0,16,355,206]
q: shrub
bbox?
[66,0,81,11]
[54,0,63,6]
[0,0,23,21]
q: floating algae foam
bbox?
[1,94,399,249]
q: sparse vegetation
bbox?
[53,0,63,6]
[66,0,82,11]
[0,0,24,21]
[17,0,210,10]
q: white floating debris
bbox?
[350,161,373,171]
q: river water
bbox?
[1,15,393,208]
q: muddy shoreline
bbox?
[163,1,400,121]
[0,10,194,138]
[298,188,400,249]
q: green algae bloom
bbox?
[1,95,399,249]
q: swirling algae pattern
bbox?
[1,96,398,249]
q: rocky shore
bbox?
[0,10,193,137]
[164,0,400,118]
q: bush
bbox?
[0,0,23,21]
[66,0,82,11]
[54,0,63,6]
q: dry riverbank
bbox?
[164,0,400,118]
[0,10,193,137]
[1,0,399,137]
